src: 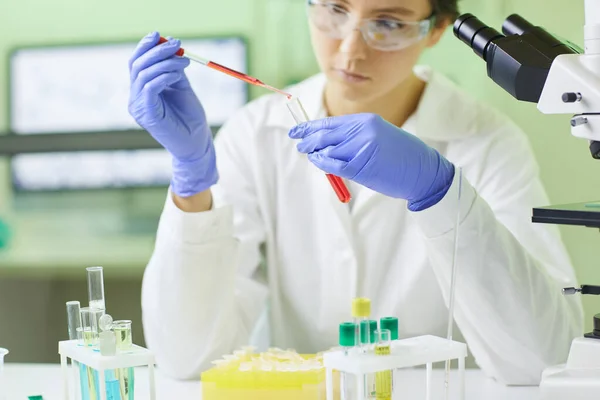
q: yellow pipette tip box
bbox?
[201,347,340,400]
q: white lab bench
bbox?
[4,363,541,400]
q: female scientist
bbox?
[128,0,583,385]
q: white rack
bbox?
[58,340,156,400]
[323,335,468,400]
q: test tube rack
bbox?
[323,335,467,400]
[59,340,156,400]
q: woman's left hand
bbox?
[289,113,455,211]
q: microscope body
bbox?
[539,53,600,145]
[454,2,600,398]
[538,337,600,399]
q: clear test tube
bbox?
[113,319,134,399]
[66,301,82,342]
[360,320,377,349]
[339,322,357,353]
[361,320,378,398]
[379,317,399,341]
[80,307,100,346]
[374,329,393,400]
[286,96,352,204]
[87,266,106,311]
[339,322,357,400]
[286,96,311,124]
[113,320,133,351]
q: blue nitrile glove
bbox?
[128,32,217,197]
[289,113,455,211]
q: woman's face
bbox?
[309,0,449,103]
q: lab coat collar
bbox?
[267,66,482,142]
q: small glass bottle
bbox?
[113,320,133,351]
[98,314,116,356]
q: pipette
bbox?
[158,37,291,98]
[157,37,352,204]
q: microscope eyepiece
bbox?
[590,141,600,160]
[454,12,575,103]
[503,14,565,48]
[454,13,505,61]
[502,14,535,36]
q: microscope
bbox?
[453,2,600,399]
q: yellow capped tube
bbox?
[352,298,371,350]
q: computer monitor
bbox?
[9,36,248,191]
[11,150,172,191]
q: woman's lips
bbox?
[335,69,370,83]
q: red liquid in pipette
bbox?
[158,37,291,98]
[157,36,351,203]
[206,61,293,98]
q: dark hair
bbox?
[431,0,460,22]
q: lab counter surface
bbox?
[4,363,541,399]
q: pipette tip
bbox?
[262,83,292,99]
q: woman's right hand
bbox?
[128,32,218,197]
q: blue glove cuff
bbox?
[170,145,219,197]
[408,162,455,212]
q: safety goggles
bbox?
[307,0,435,52]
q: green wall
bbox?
[1,0,599,333]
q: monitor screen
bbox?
[9,37,248,191]
[12,149,172,191]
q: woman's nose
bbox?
[338,28,369,59]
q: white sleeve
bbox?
[142,104,269,380]
[411,124,584,385]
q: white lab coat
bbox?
[142,66,583,385]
